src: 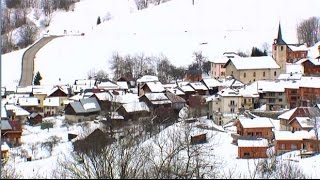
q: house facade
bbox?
[237,138,269,159]
[224,56,280,84]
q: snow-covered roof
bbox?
[69,93,83,101]
[92,92,113,101]
[113,93,139,104]
[32,85,53,95]
[277,73,302,80]
[47,86,69,96]
[43,97,60,107]
[179,85,195,92]
[278,108,296,120]
[97,81,119,90]
[143,93,171,104]
[288,44,308,51]
[137,75,159,83]
[1,120,12,130]
[293,117,314,128]
[110,112,124,120]
[210,56,229,64]
[218,88,241,97]
[17,97,39,106]
[238,117,274,128]
[83,102,96,110]
[16,86,33,93]
[69,97,101,113]
[274,130,311,140]
[74,79,96,86]
[1,142,10,151]
[144,81,165,92]
[225,56,280,70]
[122,102,150,113]
[167,88,185,95]
[237,138,268,147]
[2,105,7,118]
[6,93,30,104]
[116,81,129,90]
[162,83,177,89]
[299,76,320,88]
[5,104,30,116]
[188,82,208,90]
[201,78,221,88]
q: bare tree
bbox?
[1,163,22,179]
[297,16,320,47]
[17,23,39,48]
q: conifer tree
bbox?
[33,71,42,85]
[97,16,101,25]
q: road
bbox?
[19,36,61,87]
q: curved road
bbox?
[19,36,61,87]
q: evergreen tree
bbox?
[33,71,42,85]
[97,16,101,25]
[251,47,267,57]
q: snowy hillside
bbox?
[2,0,320,86]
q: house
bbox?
[272,23,308,73]
[43,97,64,116]
[207,88,242,125]
[47,86,70,110]
[116,102,150,121]
[278,107,320,131]
[184,69,202,82]
[188,94,207,118]
[237,138,269,159]
[139,93,171,110]
[16,97,40,113]
[201,78,220,95]
[1,143,10,160]
[139,81,165,97]
[1,120,22,146]
[233,117,274,143]
[96,79,120,91]
[64,97,101,123]
[72,79,97,94]
[288,117,315,132]
[32,85,52,110]
[188,82,208,95]
[301,58,320,76]
[5,104,30,122]
[223,56,281,84]
[274,130,310,155]
[88,91,113,111]
[116,81,129,93]
[209,53,240,79]
[165,91,186,111]
[28,112,43,125]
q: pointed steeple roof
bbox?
[276,23,287,45]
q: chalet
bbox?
[288,117,314,132]
[116,102,150,121]
[116,81,129,93]
[278,107,320,131]
[139,81,165,97]
[139,93,171,110]
[223,56,280,84]
[233,117,274,143]
[166,87,186,100]
[184,69,202,82]
[16,97,41,113]
[28,112,43,125]
[177,83,196,103]
[274,130,310,155]
[301,58,320,76]
[64,97,101,123]
[1,120,22,146]
[188,94,207,118]
[272,23,308,73]
[237,138,269,159]
[5,104,30,122]
[117,76,135,88]
[87,91,113,111]
[47,86,70,110]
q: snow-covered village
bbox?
[1,0,320,179]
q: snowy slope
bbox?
[2,0,320,86]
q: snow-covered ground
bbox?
[4,115,320,178]
[2,0,320,87]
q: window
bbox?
[281,144,285,150]
[244,99,247,104]
[279,98,282,102]
[281,46,284,51]
[221,65,224,68]
[230,108,234,113]
[253,72,256,77]
[274,46,277,50]
[231,71,233,75]
[244,72,246,78]
[274,71,277,76]
[263,72,265,77]
[278,92,283,95]
[244,152,250,158]
[256,132,262,136]
[291,144,297,150]
[230,100,235,105]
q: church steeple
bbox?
[276,22,286,45]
